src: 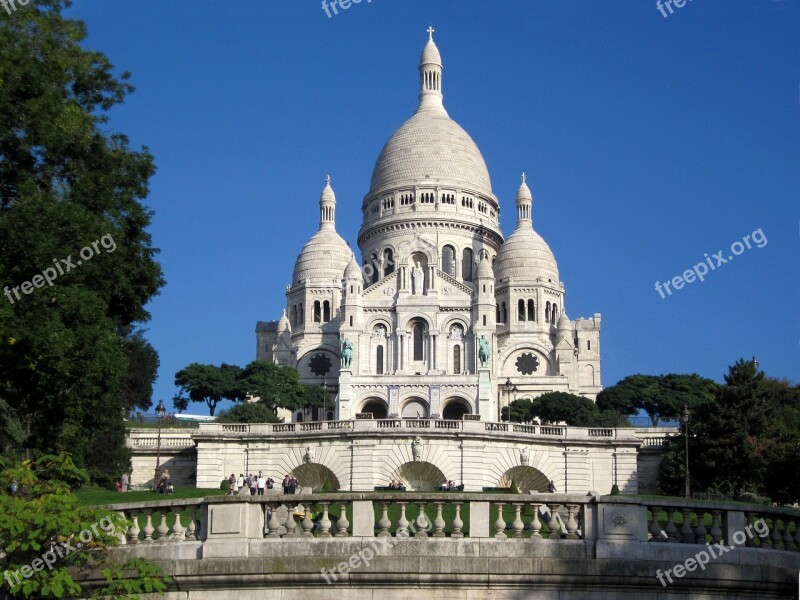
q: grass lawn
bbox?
[75,487,225,506]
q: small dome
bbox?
[517,177,532,202]
[292,229,351,284]
[494,227,559,284]
[557,313,570,330]
[343,254,362,279]
[420,39,441,66]
[476,254,494,279]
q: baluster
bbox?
[127,510,140,544]
[185,506,197,540]
[318,502,332,538]
[781,520,793,550]
[793,520,800,551]
[745,513,759,547]
[377,502,392,537]
[142,509,155,543]
[156,510,169,542]
[511,503,525,538]
[432,502,446,538]
[170,508,185,540]
[397,502,409,538]
[680,508,694,543]
[710,510,723,544]
[547,504,561,540]
[664,508,679,542]
[116,511,128,545]
[301,507,314,537]
[451,502,464,539]
[494,503,507,539]
[336,502,349,537]
[284,504,297,537]
[649,506,663,542]
[564,504,580,540]
[266,503,282,538]
[530,504,542,539]
[415,502,429,538]
[693,511,708,545]
[770,519,783,550]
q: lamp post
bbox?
[681,404,691,499]
[503,378,514,422]
[321,378,327,422]
[153,400,166,491]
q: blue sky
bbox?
[67,0,799,415]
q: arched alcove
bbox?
[360,398,388,419]
[393,461,447,491]
[498,466,551,493]
[291,463,340,492]
[442,398,471,420]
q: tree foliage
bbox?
[0,1,164,485]
[217,401,279,424]
[0,453,169,598]
[174,363,243,417]
[658,359,800,502]
[597,374,719,426]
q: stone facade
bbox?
[256,31,601,424]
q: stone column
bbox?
[477,368,492,421]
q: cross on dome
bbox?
[325,174,331,185]
[427,25,434,41]
[521,172,526,183]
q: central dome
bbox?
[369,110,493,197]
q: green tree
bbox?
[531,392,600,427]
[174,363,244,416]
[0,453,169,598]
[597,374,718,426]
[217,401,279,423]
[121,330,159,413]
[503,398,536,423]
[240,360,316,413]
[0,1,164,485]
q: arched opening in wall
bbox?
[298,304,303,324]
[292,463,340,492]
[502,301,508,323]
[409,252,429,294]
[383,248,394,277]
[462,248,474,282]
[453,344,461,374]
[295,411,304,423]
[528,299,535,321]
[291,305,297,325]
[313,301,321,323]
[442,245,455,276]
[518,299,525,321]
[410,318,426,362]
[323,300,331,323]
[498,466,551,493]
[545,301,551,323]
[401,397,429,418]
[360,398,388,419]
[326,411,335,421]
[376,345,384,375]
[369,253,380,285]
[584,364,596,386]
[442,398,470,420]
[392,461,447,491]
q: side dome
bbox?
[494,175,560,284]
[292,177,351,285]
[343,254,363,279]
[368,110,493,197]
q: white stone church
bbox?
[256,30,601,424]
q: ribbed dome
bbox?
[476,254,494,279]
[343,254,362,279]
[277,309,291,332]
[494,226,560,284]
[369,110,493,196]
[292,229,351,284]
[420,39,441,66]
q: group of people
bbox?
[387,479,407,491]
[441,480,464,491]
[155,469,173,494]
[115,472,130,493]
[227,472,300,495]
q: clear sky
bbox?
[66,0,799,415]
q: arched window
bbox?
[412,320,425,361]
[349,316,353,327]
[462,248,474,282]
[296,412,304,423]
[482,315,487,326]
[323,300,330,323]
[383,249,394,277]
[587,340,591,351]
[370,253,380,285]
[545,301,551,323]
[298,304,303,324]
[453,345,461,374]
[496,306,501,323]
[314,301,321,323]
[528,299,535,322]
[552,304,558,323]
[502,301,508,324]
[442,245,455,276]
[518,299,526,321]
[376,345,384,375]
[291,305,297,325]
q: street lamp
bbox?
[681,405,691,499]
[503,379,514,422]
[321,378,327,422]
[153,400,166,491]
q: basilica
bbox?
[256,30,602,424]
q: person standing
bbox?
[228,473,236,495]
[120,472,129,493]
[288,473,298,495]
[236,473,244,493]
[247,473,256,495]
[257,473,266,495]
[282,474,290,495]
